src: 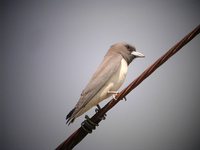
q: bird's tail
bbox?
[66,108,75,125]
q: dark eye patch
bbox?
[126,44,130,50]
[126,44,135,52]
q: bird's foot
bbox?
[108,90,127,101]
[108,90,119,100]
[123,96,127,101]
[95,104,101,113]
[95,104,107,120]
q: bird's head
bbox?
[110,42,145,65]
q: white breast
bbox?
[75,58,128,118]
[89,58,128,104]
[110,58,128,90]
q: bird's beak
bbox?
[131,51,145,58]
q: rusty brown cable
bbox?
[56,24,200,150]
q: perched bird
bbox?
[66,42,144,124]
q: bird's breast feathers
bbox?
[110,58,128,90]
[95,58,128,102]
[73,58,128,118]
[118,58,128,82]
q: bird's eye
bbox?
[126,45,130,50]
[126,45,132,52]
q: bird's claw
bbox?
[108,91,119,100]
[113,95,127,101]
[123,96,127,101]
[108,90,127,101]
[112,94,118,100]
[95,104,107,120]
[95,108,99,113]
[101,113,107,120]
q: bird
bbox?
[66,42,144,124]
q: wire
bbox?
[56,24,200,150]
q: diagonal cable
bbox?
[56,24,200,150]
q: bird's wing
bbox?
[74,53,122,114]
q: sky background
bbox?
[1,0,200,150]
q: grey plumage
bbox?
[66,42,144,124]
